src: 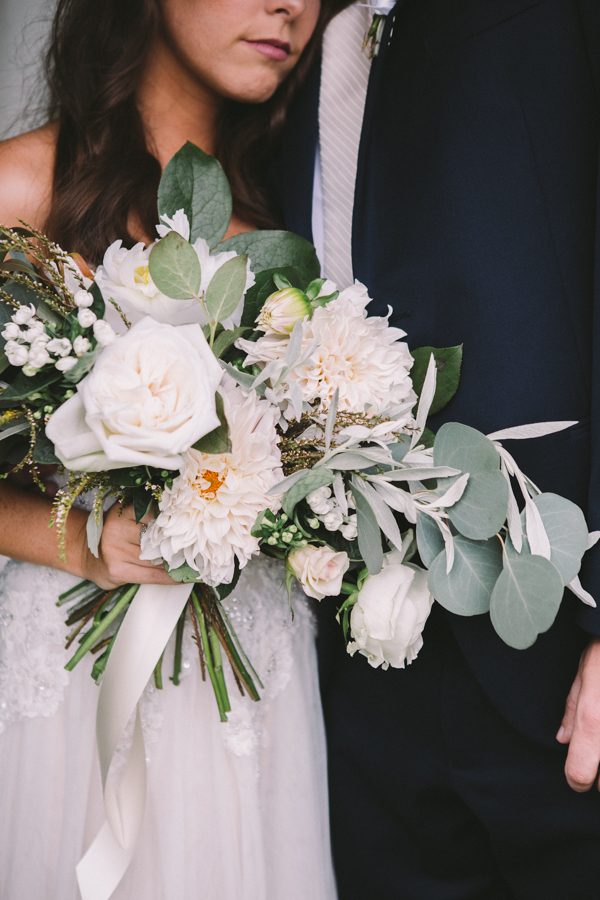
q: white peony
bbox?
[96,225,254,331]
[46,317,223,472]
[287,544,350,601]
[239,281,416,420]
[347,549,433,670]
[140,378,282,586]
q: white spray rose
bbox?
[348,550,433,670]
[92,319,116,347]
[47,337,72,357]
[46,317,223,472]
[74,289,94,308]
[5,341,29,367]
[2,322,21,341]
[77,308,97,329]
[13,305,35,325]
[287,544,350,601]
[55,356,78,373]
[73,336,91,357]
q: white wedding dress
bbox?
[0,554,338,900]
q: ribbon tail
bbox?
[77,582,193,900]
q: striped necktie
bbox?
[319,3,373,288]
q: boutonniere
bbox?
[362,1,396,58]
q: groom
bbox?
[281,1,600,897]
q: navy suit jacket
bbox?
[281,0,600,743]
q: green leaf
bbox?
[158,142,232,246]
[149,231,201,300]
[211,326,249,360]
[217,231,320,284]
[64,349,101,384]
[86,507,104,559]
[282,468,335,518]
[167,563,200,584]
[351,476,384,575]
[204,255,248,327]
[428,536,503,616]
[446,470,509,540]
[240,267,301,328]
[490,553,564,649]
[33,431,59,464]
[433,422,500,474]
[416,514,445,567]
[0,419,28,441]
[193,392,231,455]
[133,491,154,524]
[0,369,61,403]
[411,345,463,416]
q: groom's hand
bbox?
[557,639,600,791]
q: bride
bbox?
[0,1,343,898]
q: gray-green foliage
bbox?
[158,142,232,246]
[149,232,201,300]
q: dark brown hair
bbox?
[44,0,348,264]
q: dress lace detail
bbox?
[0,554,315,759]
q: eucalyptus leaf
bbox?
[158,142,232,246]
[428,536,503,616]
[529,493,589,584]
[211,326,249,360]
[416,513,445,567]
[433,422,501,474]
[193,393,231,454]
[354,478,403,551]
[167,563,201,584]
[446,470,509,540]
[149,232,201,300]
[490,553,564,649]
[282,468,335,518]
[217,231,320,284]
[411,345,463,416]
[204,255,248,327]
[351,476,384,574]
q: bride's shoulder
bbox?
[0,122,57,230]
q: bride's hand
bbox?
[82,504,175,590]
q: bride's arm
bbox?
[0,482,175,589]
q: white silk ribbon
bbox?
[76,582,193,900]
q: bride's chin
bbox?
[216,68,288,105]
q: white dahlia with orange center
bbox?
[140,378,282,586]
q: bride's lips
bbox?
[244,39,291,62]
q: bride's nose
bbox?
[266,0,310,20]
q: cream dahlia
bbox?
[140,378,282,586]
[238,281,416,420]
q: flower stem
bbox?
[153,652,164,690]
[191,589,230,722]
[65,583,138,671]
[170,608,186,686]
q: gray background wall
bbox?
[0,0,53,138]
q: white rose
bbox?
[73,336,91,357]
[348,551,433,670]
[256,287,311,335]
[74,289,94,308]
[46,317,223,472]
[1,322,21,341]
[77,308,97,328]
[47,337,72,357]
[93,319,116,346]
[287,544,350,601]
[13,304,35,325]
[5,342,29,367]
[55,356,78,372]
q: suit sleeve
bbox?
[575,0,600,634]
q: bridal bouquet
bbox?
[0,143,597,712]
